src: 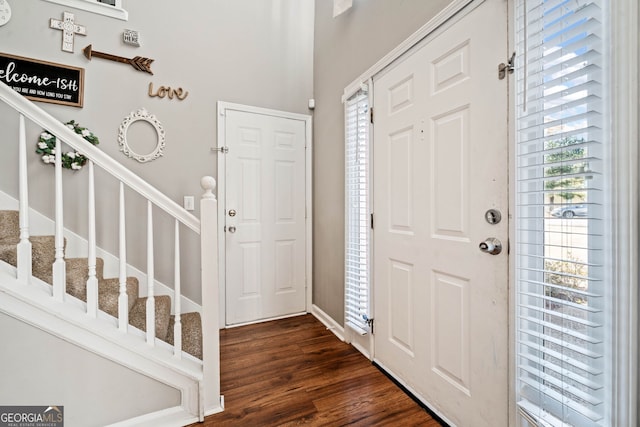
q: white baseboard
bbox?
[0,190,200,314]
[105,406,198,427]
[311,304,345,342]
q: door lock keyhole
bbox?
[479,237,502,255]
[485,209,502,225]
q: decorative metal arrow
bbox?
[83,44,154,75]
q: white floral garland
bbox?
[36,120,100,170]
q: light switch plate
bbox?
[183,196,194,211]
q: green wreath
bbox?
[36,120,100,170]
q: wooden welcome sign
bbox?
[0,52,84,107]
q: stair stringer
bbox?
[0,261,206,426]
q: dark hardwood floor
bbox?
[194,314,442,426]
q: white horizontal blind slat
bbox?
[515,0,608,425]
[345,90,370,335]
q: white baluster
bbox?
[146,200,155,345]
[173,219,182,359]
[52,136,66,301]
[86,160,98,317]
[17,114,32,283]
[200,176,221,416]
[118,182,129,332]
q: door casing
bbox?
[216,102,313,327]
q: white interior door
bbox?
[372,1,508,426]
[223,108,307,326]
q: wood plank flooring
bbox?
[194,314,442,426]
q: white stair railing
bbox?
[1,80,222,417]
[173,218,182,359]
[146,200,156,346]
[52,136,66,301]
[86,160,98,318]
[17,114,32,283]
[118,181,129,332]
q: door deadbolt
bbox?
[485,209,502,225]
[479,237,502,255]
[228,209,237,217]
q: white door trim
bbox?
[216,102,313,327]
[342,0,482,102]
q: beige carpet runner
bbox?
[0,210,202,359]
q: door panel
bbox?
[373,1,508,426]
[225,110,306,325]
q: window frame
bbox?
[511,1,639,426]
[42,0,128,21]
[514,1,609,424]
[344,88,372,336]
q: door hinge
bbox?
[370,213,374,229]
[369,107,374,124]
[498,52,516,80]
[363,315,374,334]
[211,146,229,154]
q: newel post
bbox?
[200,176,221,418]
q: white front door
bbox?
[222,108,307,326]
[372,1,508,426]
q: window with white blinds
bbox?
[345,89,370,335]
[515,1,608,426]
[42,0,127,20]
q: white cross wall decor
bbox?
[50,12,86,53]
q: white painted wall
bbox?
[0,312,181,427]
[0,0,315,303]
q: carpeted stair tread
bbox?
[166,312,203,359]
[31,236,59,279]
[0,213,205,358]
[98,277,139,318]
[65,257,105,301]
[129,295,172,340]
[0,210,19,241]
[0,240,17,266]
[0,235,60,283]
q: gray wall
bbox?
[0,0,314,303]
[312,0,454,324]
[0,312,181,427]
[0,0,462,323]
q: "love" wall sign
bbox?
[148,82,188,101]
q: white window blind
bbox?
[515,1,608,426]
[345,89,370,335]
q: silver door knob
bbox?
[228,209,237,217]
[228,226,236,233]
[479,237,502,255]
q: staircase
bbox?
[0,210,203,359]
[0,80,221,425]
